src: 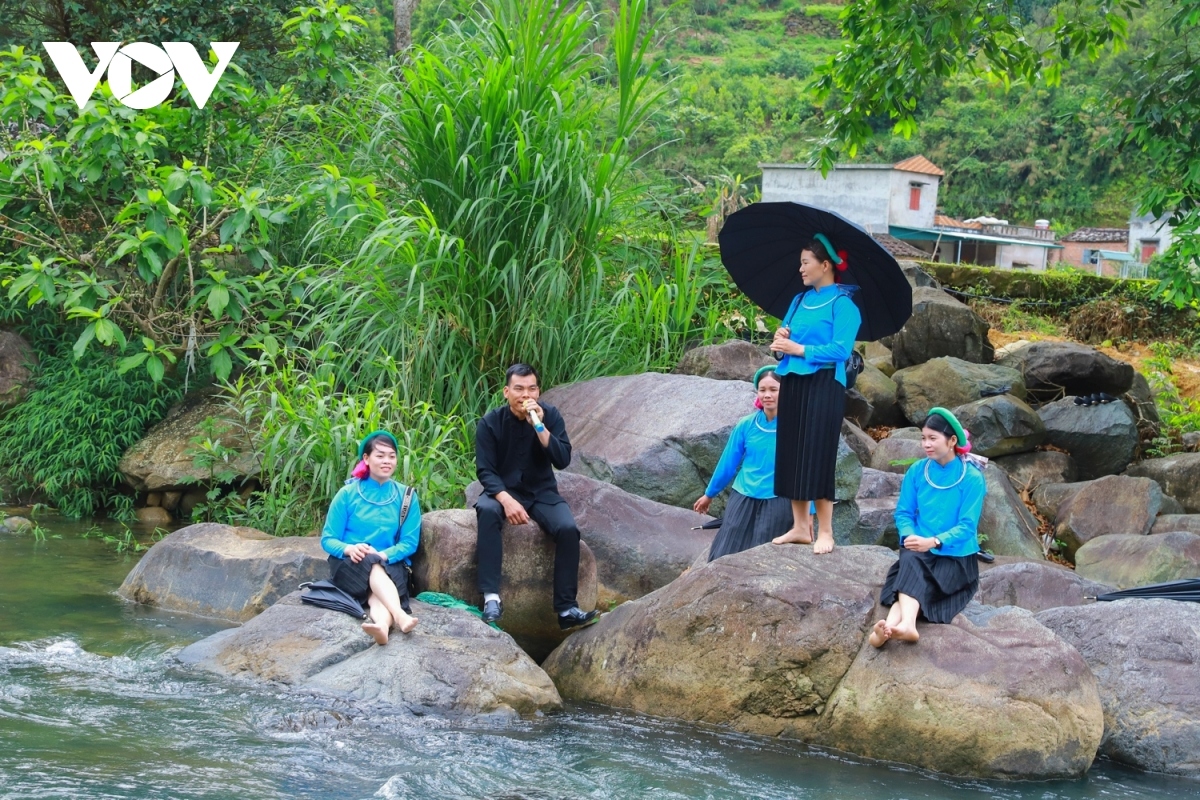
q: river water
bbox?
[1,518,1196,800]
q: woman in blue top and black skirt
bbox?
[769,235,862,554]
[322,430,421,645]
[693,366,792,561]
[870,408,987,647]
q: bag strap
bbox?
[399,484,415,525]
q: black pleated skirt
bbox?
[707,490,793,562]
[329,554,411,611]
[880,548,979,624]
[774,369,845,501]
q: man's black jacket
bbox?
[475,402,572,504]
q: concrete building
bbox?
[1055,227,1128,270]
[1129,213,1174,262]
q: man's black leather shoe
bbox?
[558,607,600,630]
[482,599,502,623]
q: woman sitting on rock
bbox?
[322,430,420,644]
[871,408,987,647]
[694,367,795,561]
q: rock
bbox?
[888,426,922,440]
[821,603,1102,779]
[544,546,897,742]
[978,465,1045,560]
[1031,480,1092,523]
[1,515,33,533]
[975,561,1113,613]
[118,523,327,622]
[1126,452,1200,513]
[950,394,1046,458]
[161,491,182,511]
[854,363,905,427]
[868,436,924,475]
[541,373,753,508]
[179,489,207,518]
[893,357,1025,425]
[1055,476,1163,559]
[1151,515,1200,535]
[841,419,876,466]
[1184,432,1200,452]
[860,341,895,376]
[466,473,712,608]
[411,509,598,661]
[856,467,903,499]
[1127,372,1161,427]
[118,393,259,492]
[843,389,874,430]
[1037,398,1138,479]
[674,340,773,382]
[832,435,864,501]
[146,492,162,507]
[1037,600,1200,777]
[992,451,1077,490]
[890,288,995,370]
[178,593,561,717]
[845,497,898,548]
[997,341,1134,403]
[1075,531,1200,589]
[1159,494,1185,515]
[897,260,939,289]
[0,330,36,410]
[135,506,173,526]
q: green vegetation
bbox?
[1143,343,1200,456]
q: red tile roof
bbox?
[873,233,929,259]
[933,214,982,229]
[893,155,945,177]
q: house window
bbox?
[909,185,921,211]
[1140,240,1159,262]
[1083,249,1099,265]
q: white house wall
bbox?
[997,242,1049,270]
[1129,214,1174,256]
[888,170,938,229]
[760,166,892,232]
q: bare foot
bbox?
[772,528,814,545]
[813,531,835,554]
[890,623,920,643]
[868,619,892,648]
[396,615,418,634]
[362,619,389,645]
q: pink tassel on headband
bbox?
[954,428,972,455]
[754,397,764,410]
[351,459,370,479]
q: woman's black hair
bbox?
[922,413,958,444]
[802,238,835,266]
[361,433,397,457]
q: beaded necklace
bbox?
[924,457,967,490]
[356,478,400,506]
[799,288,839,311]
[754,411,777,434]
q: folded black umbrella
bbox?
[299,580,367,619]
[691,518,722,530]
[1095,578,1200,603]
[718,202,913,341]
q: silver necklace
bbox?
[754,411,777,433]
[924,458,966,490]
[800,290,838,310]
[356,479,399,505]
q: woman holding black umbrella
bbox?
[768,235,860,553]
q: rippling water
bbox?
[1,519,1196,799]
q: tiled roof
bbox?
[933,214,982,229]
[1062,227,1128,243]
[873,233,928,259]
[893,155,945,177]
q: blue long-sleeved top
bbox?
[705,411,778,500]
[776,283,862,387]
[894,457,986,557]
[321,478,421,565]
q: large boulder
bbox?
[890,288,995,370]
[0,330,36,410]
[975,561,1113,613]
[118,393,259,492]
[997,341,1134,403]
[1054,476,1163,559]
[411,509,597,662]
[1126,452,1200,513]
[1037,600,1200,777]
[1152,515,1200,535]
[1074,531,1200,589]
[846,497,898,548]
[950,395,1045,458]
[868,435,924,475]
[544,547,1100,779]
[992,451,1077,491]
[853,363,905,427]
[674,340,773,381]
[1037,398,1139,480]
[860,341,895,376]
[820,603,1102,780]
[841,419,876,466]
[1127,372,1161,427]
[843,389,874,430]
[466,472,713,608]
[118,523,326,622]
[178,593,561,718]
[542,373,752,508]
[893,357,1025,425]
[978,465,1045,560]
[1031,480,1093,523]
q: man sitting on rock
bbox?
[474,363,598,630]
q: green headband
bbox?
[813,233,843,264]
[357,430,399,459]
[753,365,777,388]
[926,407,966,445]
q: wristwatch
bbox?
[932,537,942,549]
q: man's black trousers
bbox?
[474,494,580,612]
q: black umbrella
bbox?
[1095,578,1200,603]
[718,202,913,341]
[299,580,368,619]
[691,518,723,530]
